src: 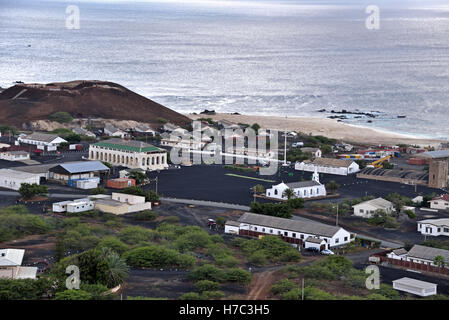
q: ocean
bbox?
[1,0,449,139]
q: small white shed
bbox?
[392,277,437,297]
[52,201,72,213]
[224,220,240,235]
[304,236,326,251]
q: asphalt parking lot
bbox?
[145,164,442,206]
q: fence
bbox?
[373,253,449,276]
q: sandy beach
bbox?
[188,113,444,148]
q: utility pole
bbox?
[301,278,304,301]
[155,176,158,194]
[336,203,339,226]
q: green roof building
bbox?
[89,138,168,171]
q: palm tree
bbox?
[283,188,295,200]
[99,247,130,288]
[434,255,445,268]
[252,184,265,194]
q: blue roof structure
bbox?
[50,161,110,174]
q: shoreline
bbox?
[187,113,444,148]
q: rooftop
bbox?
[432,194,449,202]
[416,150,449,159]
[237,212,344,238]
[392,277,436,290]
[418,218,449,227]
[21,132,63,143]
[354,197,393,210]
[0,169,40,179]
[0,249,24,267]
[407,244,449,262]
[392,248,408,256]
[305,236,325,244]
[49,161,110,174]
[285,180,322,189]
[93,138,165,153]
[307,157,355,168]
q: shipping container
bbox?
[107,178,136,189]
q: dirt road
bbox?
[247,270,277,300]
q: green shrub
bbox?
[189,265,226,283]
[49,112,74,123]
[55,290,92,300]
[179,292,202,300]
[271,279,296,295]
[248,250,268,266]
[118,226,153,244]
[287,198,305,209]
[195,280,221,293]
[134,210,158,221]
[124,246,195,269]
[223,268,251,285]
[281,288,302,300]
[403,209,416,219]
[201,290,226,300]
[97,236,130,255]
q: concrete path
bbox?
[160,197,250,211]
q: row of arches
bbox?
[90,151,165,168]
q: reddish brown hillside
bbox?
[0,80,191,128]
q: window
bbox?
[444,228,449,233]
[270,229,273,234]
[292,233,296,238]
[278,231,281,235]
[254,227,257,231]
[335,238,339,244]
[344,237,348,241]
[284,231,288,236]
[300,234,304,239]
[262,228,265,232]
[360,209,364,213]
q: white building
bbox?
[304,237,327,251]
[266,170,326,200]
[295,157,359,176]
[392,278,437,297]
[387,248,408,260]
[52,198,95,213]
[0,249,37,280]
[352,198,394,218]
[89,138,168,171]
[94,192,152,215]
[225,212,355,250]
[134,125,157,136]
[418,218,449,237]
[0,151,30,161]
[405,244,449,267]
[104,124,127,138]
[0,169,41,190]
[17,132,67,150]
[429,194,449,210]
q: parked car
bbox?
[306,247,320,253]
[321,249,335,255]
[292,142,304,148]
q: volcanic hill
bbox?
[0,80,191,128]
